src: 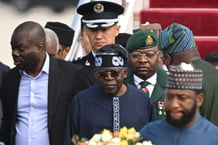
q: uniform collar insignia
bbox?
[85,60,91,66]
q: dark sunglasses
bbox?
[95,68,124,78]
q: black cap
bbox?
[77,1,124,29]
[115,33,132,48]
[95,44,128,68]
[45,22,74,46]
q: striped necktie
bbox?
[140,81,150,96]
[113,96,120,132]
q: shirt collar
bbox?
[92,51,96,57]
[42,53,49,74]
[134,72,157,86]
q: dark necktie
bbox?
[140,81,150,96]
[113,96,120,132]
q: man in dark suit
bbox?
[72,1,124,93]
[125,30,168,120]
[0,62,10,127]
[0,21,82,145]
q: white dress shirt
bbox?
[133,73,157,98]
[15,53,50,145]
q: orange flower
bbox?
[114,131,120,137]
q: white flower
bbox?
[101,132,113,142]
[90,134,101,142]
[135,143,143,145]
[142,140,153,145]
[88,140,97,145]
[135,132,140,138]
[111,137,121,144]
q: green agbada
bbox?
[158,23,218,126]
[192,59,218,126]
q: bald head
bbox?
[44,28,59,57]
[10,21,47,76]
[11,21,46,48]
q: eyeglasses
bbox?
[129,51,159,60]
[95,68,124,78]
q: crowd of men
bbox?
[0,1,218,145]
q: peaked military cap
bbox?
[77,1,124,29]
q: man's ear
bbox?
[196,92,204,107]
[163,54,171,68]
[123,68,128,79]
[115,25,121,36]
[38,41,45,51]
[63,47,70,57]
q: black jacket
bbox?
[0,57,82,145]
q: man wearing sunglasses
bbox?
[125,30,168,120]
[64,44,154,145]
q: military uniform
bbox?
[70,1,124,93]
[125,68,168,120]
[125,30,168,120]
[73,52,95,68]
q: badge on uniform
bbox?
[145,35,154,46]
[85,60,91,66]
[157,101,166,116]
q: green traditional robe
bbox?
[192,59,218,126]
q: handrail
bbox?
[65,0,91,62]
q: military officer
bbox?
[72,0,124,67]
[72,1,125,93]
[125,30,168,120]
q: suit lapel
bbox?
[151,68,168,103]
[150,83,164,103]
[125,71,137,87]
[47,57,61,129]
[125,68,168,103]
[86,53,95,68]
[7,68,21,141]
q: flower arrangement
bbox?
[76,126,153,145]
